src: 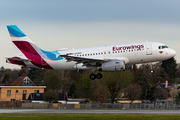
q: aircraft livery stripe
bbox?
[13,41,53,69]
[7,25,26,37]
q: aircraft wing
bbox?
[60,55,107,67]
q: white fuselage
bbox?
[37,42,175,70]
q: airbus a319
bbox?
[6,25,176,80]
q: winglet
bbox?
[7,25,26,37]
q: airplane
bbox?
[6,25,176,80]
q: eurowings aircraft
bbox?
[6,25,176,80]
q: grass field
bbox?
[0,114,180,120]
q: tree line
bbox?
[0,57,180,103]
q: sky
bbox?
[0,0,180,69]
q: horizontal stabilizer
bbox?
[5,57,31,62]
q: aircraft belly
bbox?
[127,53,139,64]
[128,56,139,64]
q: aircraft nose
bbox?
[171,49,176,57]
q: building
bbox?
[28,93,68,103]
[0,86,46,101]
[11,76,36,86]
[0,76,36,86]
[157,81,179,89]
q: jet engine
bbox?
[101,60,125,72]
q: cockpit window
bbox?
[158,45,168,49]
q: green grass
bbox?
[0,114,180,120]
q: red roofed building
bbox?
[11,76,36,86]
[0,76,46,101]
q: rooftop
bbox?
[0,86,46,88]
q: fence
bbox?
[0,101,180,109]
[79,102,180,109]
[0,101,23,108]
[60,101,180,109]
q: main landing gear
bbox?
[90,73,103,80]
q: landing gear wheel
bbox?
[150,69,154,74]
[96,73,103,79]
[90,74,96,80]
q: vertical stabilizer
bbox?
[7,25,34,43]
[6,25,53,69]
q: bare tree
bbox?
[43,90,58,103]
[126,84,142,102]
[170,84,179,101]
[103,70,134,103]
[60,70,72,92]
[93,85,110,103]
[43,70,71,92]
[153,88,166,100]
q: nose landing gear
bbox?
[150,69,154,74]
[149,63,154,74]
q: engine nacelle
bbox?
[101,60,125,72]
[125,64,133,70]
